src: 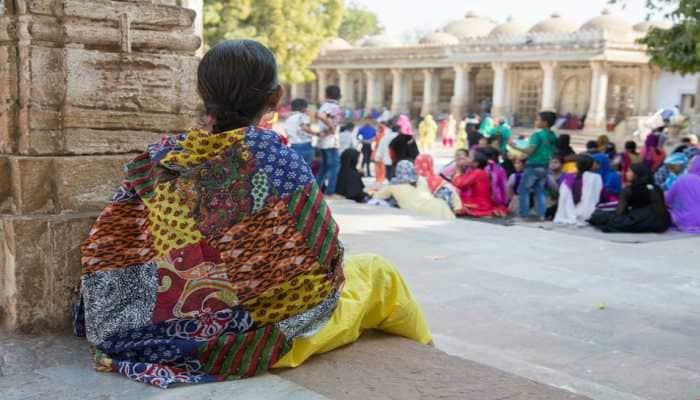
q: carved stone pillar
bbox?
[391,69,409,114]
[316,69,328,103]
[365,70,385,111]
[451,64,471,118]
[421,68,439,116]
[540,61,559,112]
[491,62,509,117]
[290,83,304,101]
[585,61,609,129]
[0,0,202,332]
[338,69,356,109]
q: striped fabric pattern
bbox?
[287,182,340,269]
[197,325,290,379]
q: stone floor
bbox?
[2,200,699,399]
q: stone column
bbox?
[365,70,382,111]
[540,61,559,112]
[391,68,409,114]
[338,69,356,109]
[375,70,386,109]
[491,62,509,117]
[421,68,439,116]
[316,69,328,103]
[290,83,304,101]
[0,1,202,332]
[585,61,609,129]
[450,64,471,118]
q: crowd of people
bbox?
[283,84,700,235]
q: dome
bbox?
[419,31,459,46]
[321,38,352,51]
[489,16,528,38]
[443,11,497,40]
[633,20,672,33]
[529,13,577,34]
[579,9,634,39]
[360,34,401,48]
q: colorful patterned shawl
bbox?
[76,127,345,388]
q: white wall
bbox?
[655,71,699,111]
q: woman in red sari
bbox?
[453,152,507,217]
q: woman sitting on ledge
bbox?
[75,40,431,388]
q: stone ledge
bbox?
[275,331,590,400]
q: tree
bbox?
[337,1,384,43]
[203,0,344,83]
[611,0,700,74]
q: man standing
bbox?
[316,85,343,196]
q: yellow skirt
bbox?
[273,254,432,368]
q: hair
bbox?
[625,140,637,152]
[681,137,691,144]
[479,146,499,162]
[341,122,355,132]
[586,140,598,150]
[455,148,469,158]
[291,98,308,112]
[198,40,279,133]
[576,154,594,178]
[325,85,341,100]
[551,154,564,164]
[473,152,489,169]
[538,111,557,128]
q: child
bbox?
[316,85,343,196]
[453,152,507,218]
[284,98,315,164]
[357,117,377,177]
[621,140,640,185]
[506,157,526,215]
[510,111,558,221]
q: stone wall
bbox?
[0,0,203,332]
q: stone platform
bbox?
[2,201,698,400]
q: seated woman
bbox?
[76,40,431,388]
[414,154,462,211]
[336,148,368,203]
[665,156,700,233]
[373,160,456,220]
[658,152,689,191]
[453,152,508,218]
[554,155,603,226]
[589,163,671,233]
[592,153,622,205]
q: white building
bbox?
[292,10,697,130]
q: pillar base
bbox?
[1,212,98,333]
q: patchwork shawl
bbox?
[76,127,345,387]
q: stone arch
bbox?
[607,72,637,122]
[516,78,541,127]
[559,76,587,116]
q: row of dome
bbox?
[323,10,671,50]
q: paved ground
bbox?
[1,199,698,399]
[333,201,700,400]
